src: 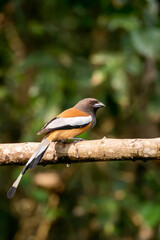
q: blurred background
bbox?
[0,0,160,239]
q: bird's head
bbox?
[74,98,105,115]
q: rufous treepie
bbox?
[7,98,105,198]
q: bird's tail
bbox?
[7,134,53,199]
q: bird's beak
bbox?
[94,101,105,108]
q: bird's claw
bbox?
[72,137,84,143]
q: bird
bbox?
[7,98,105,198]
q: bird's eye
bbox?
[88,101,92,105]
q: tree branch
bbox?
[0,137,160,166]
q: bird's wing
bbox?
[37,108,92,135]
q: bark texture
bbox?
[0,138,160,166]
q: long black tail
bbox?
[7,136,52,198]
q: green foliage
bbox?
[131,28,160,59]
[1,0,160,239]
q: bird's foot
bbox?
[72,137,84,143]
[55,139,67,143]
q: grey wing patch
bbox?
[37,116,92,135]
[37,117,57,135]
